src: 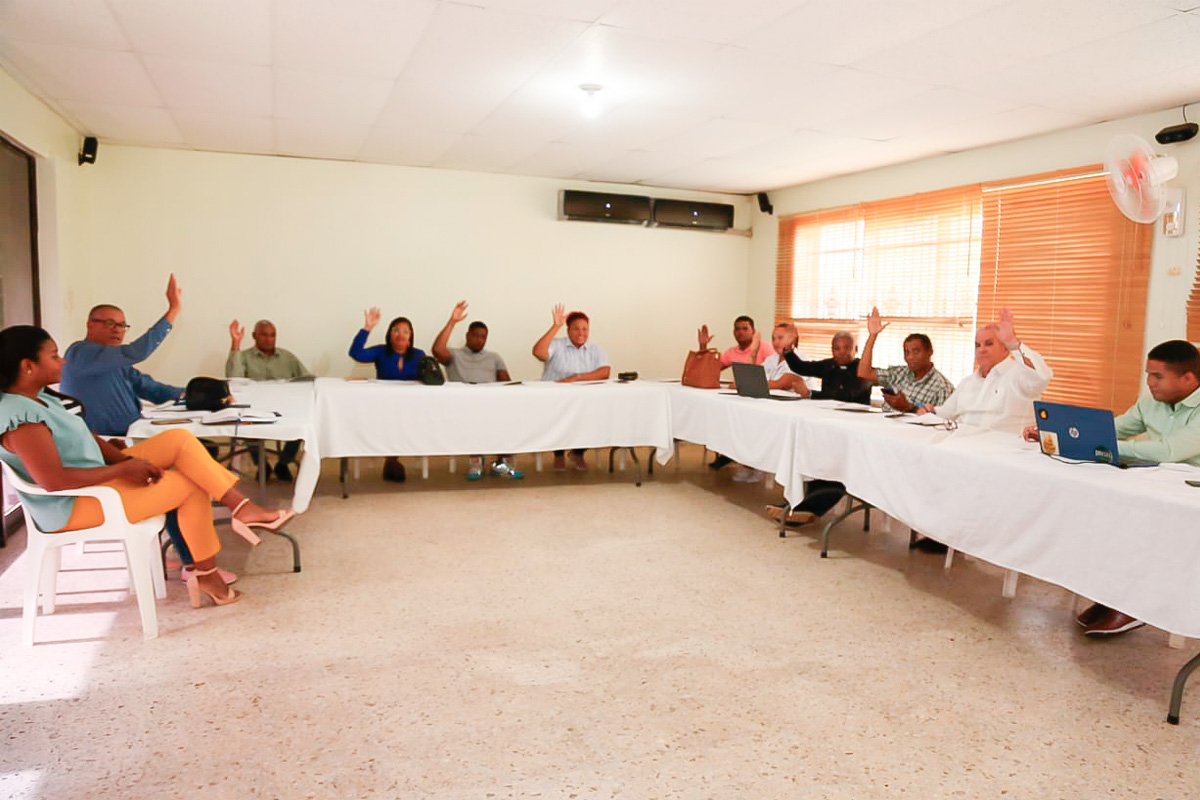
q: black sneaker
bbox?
[708,454,733,470]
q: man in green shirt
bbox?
[226,319,312,381]
[225,319,312,481]
[1025,340,1200,636]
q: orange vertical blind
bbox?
[978,166,1151,413]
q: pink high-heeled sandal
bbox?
[186,566,241,608]
[229,499,296,546]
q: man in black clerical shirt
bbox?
[770,331,870,526]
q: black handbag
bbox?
[185,377,231,410]
[417,356,445,386]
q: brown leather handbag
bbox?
[681,349,722,388]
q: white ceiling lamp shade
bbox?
[579,83,603,119]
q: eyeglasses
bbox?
[89,319,131,330]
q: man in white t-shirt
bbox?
[432,300,522,480]
[760,322,811,396]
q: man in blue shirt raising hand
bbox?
[61,273,184,437]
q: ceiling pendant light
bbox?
[579,84,603,119]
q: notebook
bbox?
[1033,401,1156,468]
[722,363,805,401]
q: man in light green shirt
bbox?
[225,319,311,481]
[225,319,312,381]
[1033,340,1200,637]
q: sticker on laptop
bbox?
[1040,431,1059,455]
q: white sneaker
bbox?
[731,467,763,483]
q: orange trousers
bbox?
[59,429,239,563]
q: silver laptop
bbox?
[723,363,804,401]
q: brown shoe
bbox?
[764,505,816,526]
[1075,602,1109,628]
[1084,609,1145,636]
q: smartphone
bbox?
[1185,480,1200,488]
[881,387,897,396]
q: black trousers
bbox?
[249,439,302,466]
[793,479,846,516]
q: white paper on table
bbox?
[833,403,879,413]
[200,408,280,424]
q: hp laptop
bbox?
[723,363,804,401]
[1033,401,1156,468]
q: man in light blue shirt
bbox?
[61,274,184,437]
[532,304,611,470]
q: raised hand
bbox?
[449,300,469,324]
[165,275,181,311]
[551,303,566,328]
[750,329,762,353]
[697,324,713,350]
[229,319,245,350]
[997,307,1018,346]
[363,307,382,331]
[867,306,888,337]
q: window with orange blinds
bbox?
[775,185,983,382]
[1188,247,1200,342]
[978,166,1152,413]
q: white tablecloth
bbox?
[668,385,1200,638]
[314,378,674,465]
[128,381,320,513]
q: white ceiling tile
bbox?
[376,2,589,132]
[640,117,798,161]
[144,56,271,115]
[811,87,1024,141]
[109,0,271,63]
[578,148,713,186]
[454,0,619,22]
[908,105,1090,153]
[4,41,161,105]
[275,0,437,78]
[59,101,182,144]
[851,0,1180,85]
[597,0,800,45]
[433,133,547,172]
[0,0,128,50]
[736,0,1010,66]
[275,119,370,161]
[555,103,711,150]
[358,126,461,166]
[508,141,628,178]
[275,69,395,124]
[173,112,274,154]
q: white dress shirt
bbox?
[934,344,1053,434]
[540,337,610,381]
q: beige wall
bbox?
[748,105,1200,366]
[0,70,754,383]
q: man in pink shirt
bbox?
[699,316,773,370]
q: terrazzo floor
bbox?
[0,447,1196,799]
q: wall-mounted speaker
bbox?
[78,136,98,166]
[1155,122,1198,145]
[757,192,773,215]
[559,190,651,224]
[651,199,735,231]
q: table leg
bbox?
[1167,649,1200,724]
[340,457,349,500]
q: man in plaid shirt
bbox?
[856,307,955,413]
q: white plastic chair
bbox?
[2,462,167,644]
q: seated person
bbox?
[764,331,871,525]
[532,304,611,471]
[226,319,312,481]
[1023,339,1200,636]
[918,308,1052,435]
[431,300,521,480]
[856,307,954,412]
[701,315,775,475]
[349,308,428,482]
[60,274,184,437]
[0,326,293,608]
[761,322,811,395]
